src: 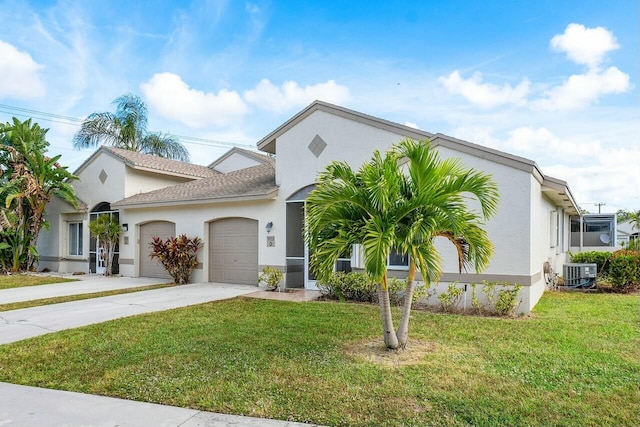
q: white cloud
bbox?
[244,79,351,112]
[404,121,419,129]
[531,67,630,111]
[438,71,530,108]
[550,23,619,68]
[140,72,249,128]
[0,40,45,99]
[504,126,602,159]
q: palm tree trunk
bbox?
[378,275,399,349]
[397,260,417,349]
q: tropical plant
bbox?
[149,235,202,284]
[306,138,499,349]
[73,94,190,162]
[258,266,284,290]
[88,215,121,276]
[0,118,78,272]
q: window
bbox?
[68,222,83,256]
[388,247,409,268]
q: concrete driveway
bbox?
[0,275,169,305]
[0,281,257,344]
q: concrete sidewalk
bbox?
[0,382,322,427]
[0,275,170,304]
[0,282,256,344]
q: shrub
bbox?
[570,251,611,274]
[606,250,640,293]
[495,284,522,316]
[438,283,464,312]
[149,235,202,285]
[317,272,426,306]
[258,266,283,291]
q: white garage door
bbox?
[209,218,258,285]
[139,221,176,279]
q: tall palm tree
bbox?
[306,139,499,349]
[73,94,190,162]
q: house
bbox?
[39,101,582,313]
[617,219,639,247]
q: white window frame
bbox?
[388,247,409,270]
[68,222,83,257]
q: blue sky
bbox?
[0,0,638,212]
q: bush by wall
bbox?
[149,235,202,285]
[317,272,425,306]
[570,251,611,273]
[606,250,640,293]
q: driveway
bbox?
[0,275,169,305]
[0,282,256,344]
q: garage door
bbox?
[139,221,176,279]
[209,218,258,285]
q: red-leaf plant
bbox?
[149,234,203,285]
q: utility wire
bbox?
[0,103,255,150]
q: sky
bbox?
[0,0,638,213]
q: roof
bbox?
[207,147,273,169]
[257,100,581,215]
[112,162,277,209]
[257,100,433,154]
[74,146,219,179]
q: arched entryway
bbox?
[139,221,176,279]
[89,202,119,274]
[209,218,258,285]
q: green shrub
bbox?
[606,250,640,292]
[317,272,426,306]
[495,284,522,316]
[438,283,464,312]
[149,235,202,285]
[258,266,283,291]
[570,251,611,273]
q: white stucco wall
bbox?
[117,199,280,283]
[124,168,192,197]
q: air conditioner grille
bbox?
[563,263,597,288]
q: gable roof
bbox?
[112,161,277,209]
[257,100,580,215]
[257,100,433,154]
[74,146,219,179]
[208,147,273,170]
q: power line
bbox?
[0,103,255,150]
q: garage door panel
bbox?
[209,218,258,285]
[140,221,175,279]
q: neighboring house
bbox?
[617,219,639,247]
[39,101,582,313]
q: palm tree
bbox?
[88,214,121,276]
[73,94,190,162]
[306,139,499,349]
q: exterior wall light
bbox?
[122,223,129,232]
[265,221,273,233]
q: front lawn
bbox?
[0,274,76,290]
[0,292,637,426]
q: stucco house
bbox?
[39,101,581,313]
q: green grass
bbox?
[0,292,637,426]
[0,283,175,311]
[0,274,76,290]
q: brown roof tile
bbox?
[100,146,219,178]
[112,162,277,208]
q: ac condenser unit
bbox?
[562,263,597,288]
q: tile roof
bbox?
[112,162,277,208]
[77,146,219,179]
[208,147,274,169]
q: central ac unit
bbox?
[562,263,597,288]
